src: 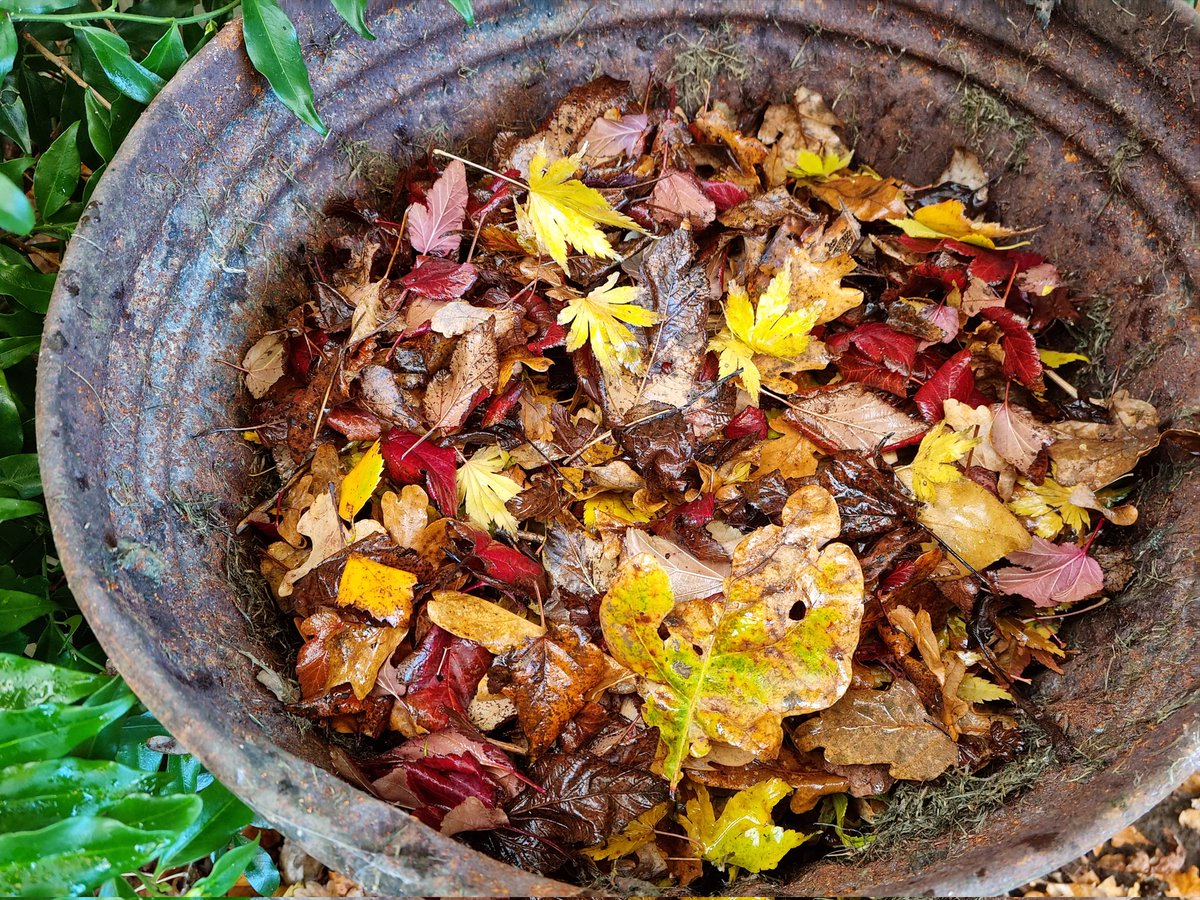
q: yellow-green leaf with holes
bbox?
[599,486,864,788]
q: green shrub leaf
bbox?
[447,0,475,25]
[74,27,166,105]
[185,838,261,897]
[0,172,32,236]
[0,262,54,311]
[241,0,327,135]
[0,757,157,832]
[0,652,109,707]
[0,693,136,766]
[0,816,177,896]
[0,453,39,499]
[32,121,80,221]
[158,780,254,867]
[332,0,374,40]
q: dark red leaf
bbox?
[700,179,749,211]
[383,625,492,733]
[725,406,768,440]
[835,348,909,397]
[913,349,981,422]
[828,323,918,374]
[481,381,524,427]
[379,429,458,515]
[880,559,918,593]
[286,330,329,381]
[981,306,1045,390]
[467,529,546,592]
[325,405,383,441]
[467,170,520,225]
[520,294,568,353]
[400,256,478,300]
[912,258,967,290]
[656,493,715,534]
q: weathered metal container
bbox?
[36,0,1199,895]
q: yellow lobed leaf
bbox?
[457,446,522,535]
[1007,475,1092,539]
[426,590,545,654]
[957,672,1013,703]
[337,440,383,521]
[520,148,641,271]
[600,486,864,787]
[887,199,1028,249]
[680,778,811,873]
[897,468,1032,570]
[788,148,853,179]
[557,272,658,376]
[584,802,669,861]
[336,553,417,627]
[708,261,826,405]
[906,422,979,503]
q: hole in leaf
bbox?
[788,600,808,622]
[657,622,671,641]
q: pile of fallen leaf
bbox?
[233,76,1196,886]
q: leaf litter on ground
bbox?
[230,73,1195,887]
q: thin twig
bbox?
[22,32,112,111]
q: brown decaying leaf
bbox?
[422,318,499,432]
[785,383,927,454]
[793,678,959,781]
[488,623,608,755]
[1050,390,1161,489]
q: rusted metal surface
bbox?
[36,0,1198,895]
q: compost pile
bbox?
[236,76,1189,885]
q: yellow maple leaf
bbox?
[788,148,853,180]
[708,266,824,405]
[957,672,1013,703]
[336,553,417,627]
[907,423,979,502]
[337,440,383,521]
[680,779,811,874]
[558,272,659,376]
[457,445,522,535]
[584,802,669,861]
[1007,474,1091,538]
[518,148,641,270]
[887,199,1029,249]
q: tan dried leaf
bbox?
[422,319,499,432]
[793,678,958,781]
[242,332,286,399]
[381,486,429,549]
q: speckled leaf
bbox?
[600,485,865,788]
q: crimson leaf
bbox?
[981,306,1044,390]
[400,256,478,300]
[379,429,458,516]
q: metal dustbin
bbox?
[36,0,1200,895]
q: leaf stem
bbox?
[21,31,111,111]
[13,0,240,26]
[432,148,527,190]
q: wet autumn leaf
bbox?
[680,778,811,873]
[898,468,1031,570]
[335,553,416,626]
[793,678,958,781]
[651,169,716,229]
[582,110,650,159]
[337,440,383,520]
[990,402,1052,472]
[457,446,522,535]
[906,422,978,502]
[601,486,864,787]
[489,623,608,755]
[408,159,468,256]
[709,263,823,404]
[584,801,668,860]
[242,331,285,399]
[297,609,407,701]
[423,319,499,432]
[808,173,908,222]
[427,590,544,654]
[784,383,926,454]
[519,148,641,270]
[995,536,1104,607]
[888,199,1028,250]
[558,272,657,376]
[380,430,458,517]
